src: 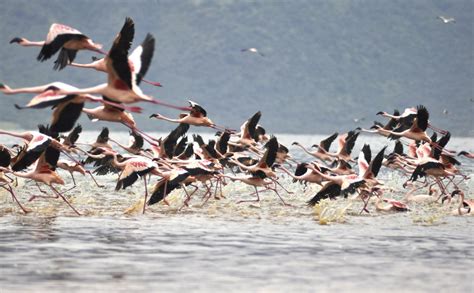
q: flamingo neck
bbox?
[0,130,30,141]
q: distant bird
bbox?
[10,23,105,70]
[437,16,456,24]
[443,109,448,115]
[241,48,264,56]
[353,117,365,123]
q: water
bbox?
[1,133,473,292]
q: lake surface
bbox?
[0,133,473,292]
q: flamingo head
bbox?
[149,113,161,119]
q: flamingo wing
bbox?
[257,136,278,168]
[63,124,82,147]
[50,101,84,133]
[216,131,230,155]
[107,17,135,90]
[129,33,155,85]
[116,158,155,190]
[320,132,338,152]
[307,181,341,206]
[0,145,12,167]
[148,170,190,206]
[12,133,51,171]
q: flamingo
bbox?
[50,17,188,110]
[0,143,81,215]
[1,82,143,122]
[0,129,56,171]
[292,132,338,163]
[451,190,472,215]
[403,183,439,203]
[69,34,162,87]
[277,162,329,186]
[150,100,222,129]
[10,23,105,70]
[375,105,433,144]
[333,130,360,162]
[305,165,366,206]
[98,147,160,213]
[147,169,190,207]
[357,109,400,137]
[232,111,262,149]
[57,159,103,188]
[109,131,144,155]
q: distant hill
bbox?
[0,0,472,136]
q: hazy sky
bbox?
[0,0,472,135]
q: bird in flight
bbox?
[241,48,265,57]
[437,16,456,24]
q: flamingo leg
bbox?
[86,170,104,188]
[142,79,162,87]
[2,184,29,214]
[69,171,76,187]
[237,186,261,204]
[271,178,294,195]
[267,186,291,206]
[36,182,48,194]
[50,185,81,216]
[142,176,148,214]
[180,186,193,210]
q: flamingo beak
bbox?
[9,37,23,44]
[376,111,384,115]
[149,114,158,119]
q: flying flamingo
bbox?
[69,34,162,87]
[98,147,160,213]
[292,132,338,163]
[10,23,105,70]
[57,159,103,188]
[109,131,144,155]
[305,165,366,206]
[150,100,227,130]
[0,144,81,215]
[1,82,143,115]
[49,17,188,110]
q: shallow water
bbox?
[0,133,473,292]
